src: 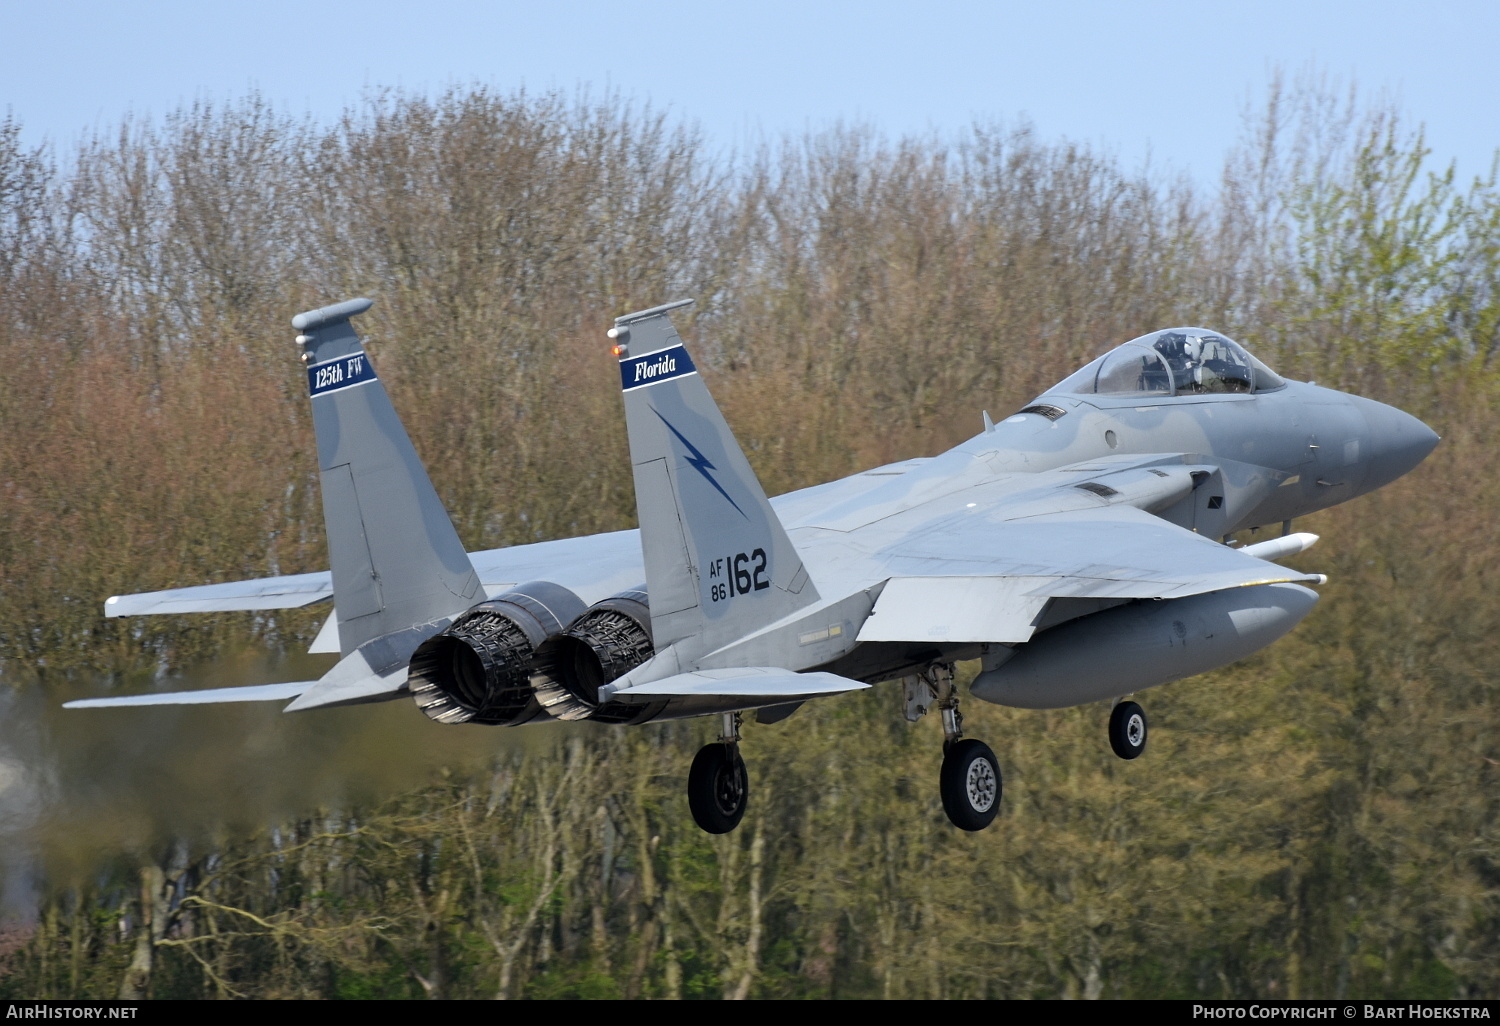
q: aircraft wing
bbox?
[856,502,1322,645]
[103,530,644,618]
[103,572,335,617]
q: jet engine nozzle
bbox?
[531,592,654,720]
[407,582,585,725]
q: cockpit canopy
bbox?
[1056,328,1285,397]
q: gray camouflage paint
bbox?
[294,299,480,659]
[83,300,1438,720]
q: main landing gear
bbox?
[906,663,1002,831]
[941,739,1001,831]
[688,712,749,834]
[1109,699,1148,760]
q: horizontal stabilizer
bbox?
[284,662,407,711]
[613,666,868,701]
[64,681,311,709]
[282,619,444,711]
[104,572,333,617]
[68,618,426,711]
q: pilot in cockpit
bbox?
[1151,331,1253,395]
[1055,327,1277,397]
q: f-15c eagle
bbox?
[69,298,1439,833]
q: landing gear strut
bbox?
[907,663,1002,831]
[688,712,749,834]
[1109,700,1147,760]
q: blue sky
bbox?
[3,1,1497,185]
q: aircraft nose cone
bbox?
[1354,396,1440,489]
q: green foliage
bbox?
[1269,108,1500,395]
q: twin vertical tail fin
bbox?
[614,301,819,653]
[295,299,480,658]
[68,299,484,712]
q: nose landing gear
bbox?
[1109,699,1148,760]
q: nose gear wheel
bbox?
[1109,700,1148,759]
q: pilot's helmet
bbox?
[1154,332,1182,358]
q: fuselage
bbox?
[751,375,1440,705]
[481,373,1440,721]
[779,379,1435,547]
[1013,380,1437,530]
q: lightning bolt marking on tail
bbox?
[651,408,747,518]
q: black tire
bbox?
[939,738,1002,831]
[1109,700,1148,760]
[688,743,749,834]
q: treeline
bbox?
[1,77,1498,998]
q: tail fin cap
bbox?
[292,297,373,332]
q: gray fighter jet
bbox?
[69,298,1439,833]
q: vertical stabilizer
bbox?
[613,301,818,651]
[293,299,480,656]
